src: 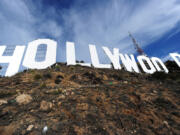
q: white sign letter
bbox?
[66,42,91,67]
[170,53,180,67]
[151,57,169,73]
[102,47,121,69]
[0,46,25,76]
[89,45,111,68]
[23,39,57,69]
[120,54,140,73]
[137,55,156,74]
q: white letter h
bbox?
[0,46,25,76]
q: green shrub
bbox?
[55,65,60,71]
[34,74,42,80]
[40,82,46,88]
[43,72,52,79]
[55,79,61,84]
[150,72,168,80]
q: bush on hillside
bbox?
[34,74,42,80]
[150,72,168,80]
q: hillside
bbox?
[0,62,180,135]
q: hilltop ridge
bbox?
[0,61,180,135]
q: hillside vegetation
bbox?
[0,61,179,135]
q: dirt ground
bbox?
[0,63,179,135]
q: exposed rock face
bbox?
[0,100,7,106]
[0,62,179,135]
[27,125,34,131]
[15,94,32,105]
[40,100,53,111]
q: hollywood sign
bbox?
[0,39,180,76]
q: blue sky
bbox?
[0,0,180,75]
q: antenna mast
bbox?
[129,32,146,56]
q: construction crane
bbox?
[128,32,146,56]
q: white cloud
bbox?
[0,0,64,75]
[0,0,63,45]
[65,0,180,57]
[0,0,35,44]
[38,20,63,39]
[0,0,180,62]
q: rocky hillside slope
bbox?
[0,62,180,135]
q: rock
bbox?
[16,94,32,105]
[58,95,65,99]
[153,90,157,93]
[71,92,75,95]
[0,100,7,106]
[163,121,170,128]
[27,125,34,131]
[58,102,62,107]
[40,101,53,111]
[76,103,88,110]
[103,75,108,80]
[65,91,71,96]
[123,81,128,84]
[62,89,67,94]
[42,126,48,134]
